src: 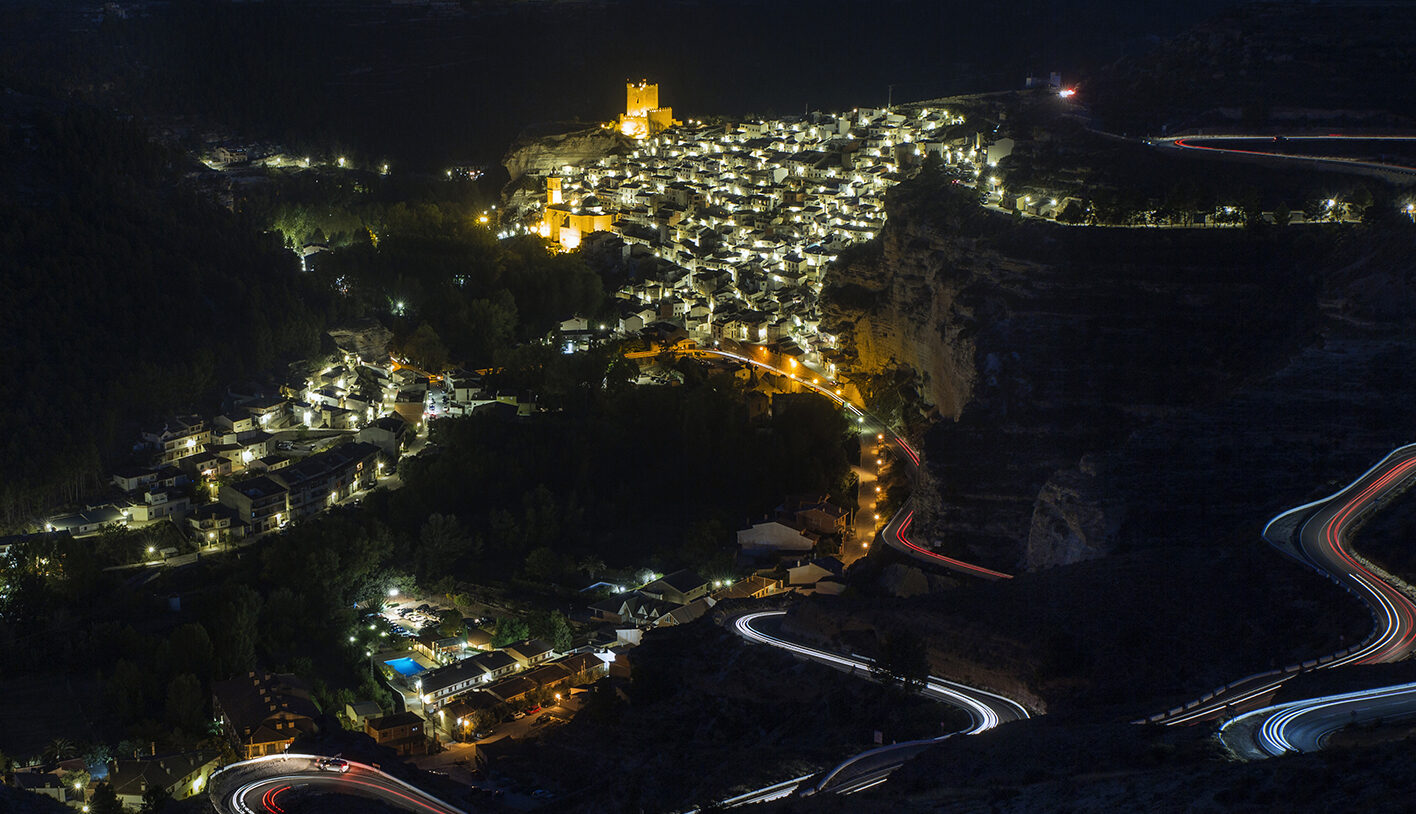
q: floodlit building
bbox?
[142,415,211,465]
[618,80,679,139]
[219,476,289,535]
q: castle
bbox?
[535,82,680,250]
[618,80,678,139]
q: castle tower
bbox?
[625,80,659,119]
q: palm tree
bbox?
[577,556,606,579]
[43,737,77,764]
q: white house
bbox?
[737,520,814,554]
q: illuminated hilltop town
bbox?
[523,82,996,377]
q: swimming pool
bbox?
[384,657,425,676]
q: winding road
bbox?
[694,345,1011,580]
[209,754,466,814]
[707,611,1028,806]
[1139,444,1416,758]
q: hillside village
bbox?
[519,83,996,377]
[12,352,510,556]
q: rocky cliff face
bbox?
[823,178,1387,573]
[327,320,392,361]
[1024,454,1125,571]
[501,124,631,183]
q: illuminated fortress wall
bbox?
[619,79,678,138]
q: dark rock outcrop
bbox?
[501,124,630,183]
[327,320,392,361]
[826,176,1416,573]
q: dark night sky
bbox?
[1,0,1249,164]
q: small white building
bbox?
[737,521,814,554]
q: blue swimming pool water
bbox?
[385,657,424,676]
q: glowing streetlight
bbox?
[389,587,400,597]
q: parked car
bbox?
[316,758,349,773]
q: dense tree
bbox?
[492,617,530,648]
[166,624,215,681]
[207,585,262,677]
[108,660,148,724]
[90,783,124,814]
[529,610,574,653]
[400,322,450,373]
[140,784,173,814]
[162,673,206,738]
[416,514,477,583]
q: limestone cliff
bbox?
[825,177,1330,572]
[1024,454,1125,570]
[501,124,631,183]
[327,320,392,361]
[823,191,1013,420]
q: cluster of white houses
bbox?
[38,353,468,546]
[530,100,991,375]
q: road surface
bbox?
[209,754,466,814]
[707,611,1028,805]
[1144,445,1416,757]
[693,346,1011,579]
[1159,134,1416,181]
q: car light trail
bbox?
[212,755,467,814]
[734,611,1028,732]
[715,611,1027,806]
[694,348,1005,578]
[890,511,1013,580]
[1152,444,1416,757]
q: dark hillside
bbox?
[0,98,327,526]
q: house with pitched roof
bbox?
[640,569,711,605]
[108,752,220,809]
[212,671,319,759]
[366,711,428,756]
[504,639,557,669]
